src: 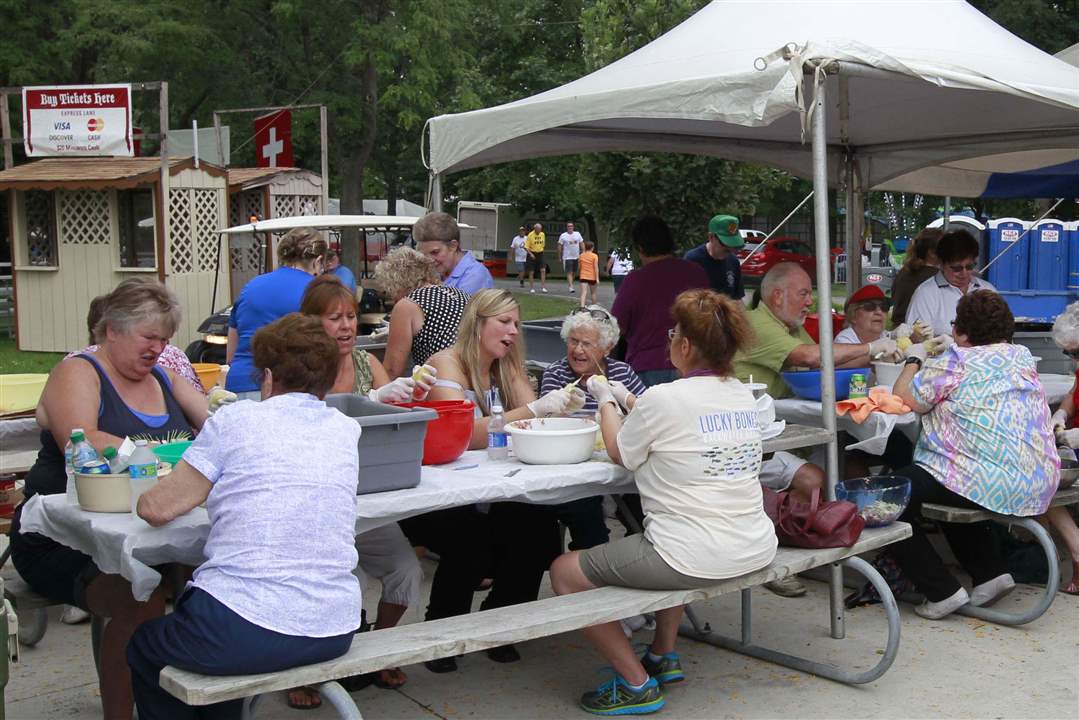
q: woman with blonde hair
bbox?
[398,289,585,673]
[226,227,328,398]
[377,246,468,379]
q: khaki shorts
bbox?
[578,533,716,590]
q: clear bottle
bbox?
[71,430,106,474]
[128,440,159,515]
[487,388,509,461]
[64,429,84,504]
[103,446,130,475]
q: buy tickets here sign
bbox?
[22,84,134,157]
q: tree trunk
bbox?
[386,172,398,216]
[337,56,380,279]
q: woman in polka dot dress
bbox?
[379,247,468,378]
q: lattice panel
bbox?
[24,191,57,266]
[59,190,110,245]
[229,194,241,227]
[169,189,193,274]
[298,195,320,215]
[272,194,295,218]
[229,243,262,273]
[193,190,219,271]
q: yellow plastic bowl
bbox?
[0,374,49,415]
[192,363,221,389]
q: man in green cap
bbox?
[684,214,745,300]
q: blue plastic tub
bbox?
[780,368,869,401]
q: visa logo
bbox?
[53,122,71,130]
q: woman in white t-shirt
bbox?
[606,248,634,294]
[128,314,362,717]
[550,289,777,716]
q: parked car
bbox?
[738,236,840,283]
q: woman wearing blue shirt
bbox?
[226,227,328,397]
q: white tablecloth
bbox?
[18,450,634,601]
[775,372,1074,457]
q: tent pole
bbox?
[843,157,860,297]
[810,76,845,641]
[430,173,443,212]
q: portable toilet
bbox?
[986,218,1030,291]
[1069,220,1079,296]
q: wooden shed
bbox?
[0,157,229,352]
[225,167,323,298]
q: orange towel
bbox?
[836,387,911,423]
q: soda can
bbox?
[77,460,110,474]
[848,373,868,399]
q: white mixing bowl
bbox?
[872,361,904,388]
[506,417,598,465]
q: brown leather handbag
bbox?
[762,486,865,549]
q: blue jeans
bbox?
[127,587,353,719]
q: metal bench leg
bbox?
[955,517,1060,626]
[679,556,901,685]
[17,607,47,647]
[317,681,363,720]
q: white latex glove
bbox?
[905,342,928,362]
[527,387,582,417]
[587,376,617,409]
[892,323,913,340]
[924,334,954,357]
[911,320,932,343]
[1060,428,1079,450]
[868,337,899,361]
[566,385,587,414]
[207,388,238,415]
[410,364,437,400]
[369,377,415,404]
[608,379,635,409]
[1051,408,1069,432]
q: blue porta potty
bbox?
[986,218,1029,291]
[1030,220,1067,291]
[1069,221,1079,295]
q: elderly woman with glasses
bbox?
[905,229,996,337]
[540,306,647,413]
[835,286,892,345]
[1044,301,1079,595]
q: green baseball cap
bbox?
[708,214,744,248]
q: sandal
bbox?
[1062,580,1079,596]
[286,686,321,711]
[373,667,407,689]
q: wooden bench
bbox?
[921,485,1079,626]
[160,523,910,720]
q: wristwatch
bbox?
[904,356,923,369]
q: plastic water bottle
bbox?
[64,429,83,504]
[487,388,509,461]
[128,440,158,515]
[71,430,105,473]
[103,447,130,474]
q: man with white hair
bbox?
[733,263,898,399]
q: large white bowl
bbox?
[872,361,904,388]
[506,417,598,465]
[75,463,170,513]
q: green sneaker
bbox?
[640,650,685,685]
[580,675,665,716]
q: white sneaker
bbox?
[541,287,548,293]
[530,288,536,294]
[969,574,1016,607]
[914,587,969,619]
[569,287,575,293]
[60,605,91,625]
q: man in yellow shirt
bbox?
[525,222,548,293]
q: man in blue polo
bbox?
[414,211,494,295]
[684,214,745,300]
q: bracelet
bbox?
[904,356,923,368]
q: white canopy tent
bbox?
[423,0,1079,640]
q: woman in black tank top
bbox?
[10,279,208,719]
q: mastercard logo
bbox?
[87,118,104,133]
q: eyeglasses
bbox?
[570,307,612,323]
[567,337,598,351]
[1063,348,1079,359]
[667,328,679,342]
[856,300,890,313]
[946,262,977,273]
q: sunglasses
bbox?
[947,262,977,273]
[1063,348,1079,359]
[570,307,612,323]
[856,300,890,313]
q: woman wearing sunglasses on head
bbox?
[905,229,996,338]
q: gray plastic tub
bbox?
[324,394,438,494]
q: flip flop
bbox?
[373,667,407,689]
[1061,581,1079,596]
[286,686,321,711]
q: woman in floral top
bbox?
[891,290,1059,620]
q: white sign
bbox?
[1001,228,1020,242]
[1041,229,1060,243]
[22,84,133,157]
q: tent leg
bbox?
[810,73,843,640]
[430,173,443,212]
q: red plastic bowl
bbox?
[393,399,475,465]
[803,312,845,343]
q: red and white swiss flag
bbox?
[254,110,293,168]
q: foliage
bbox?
[0,339,64,373]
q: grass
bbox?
[512,292,579,321]
[0,339,65,374]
